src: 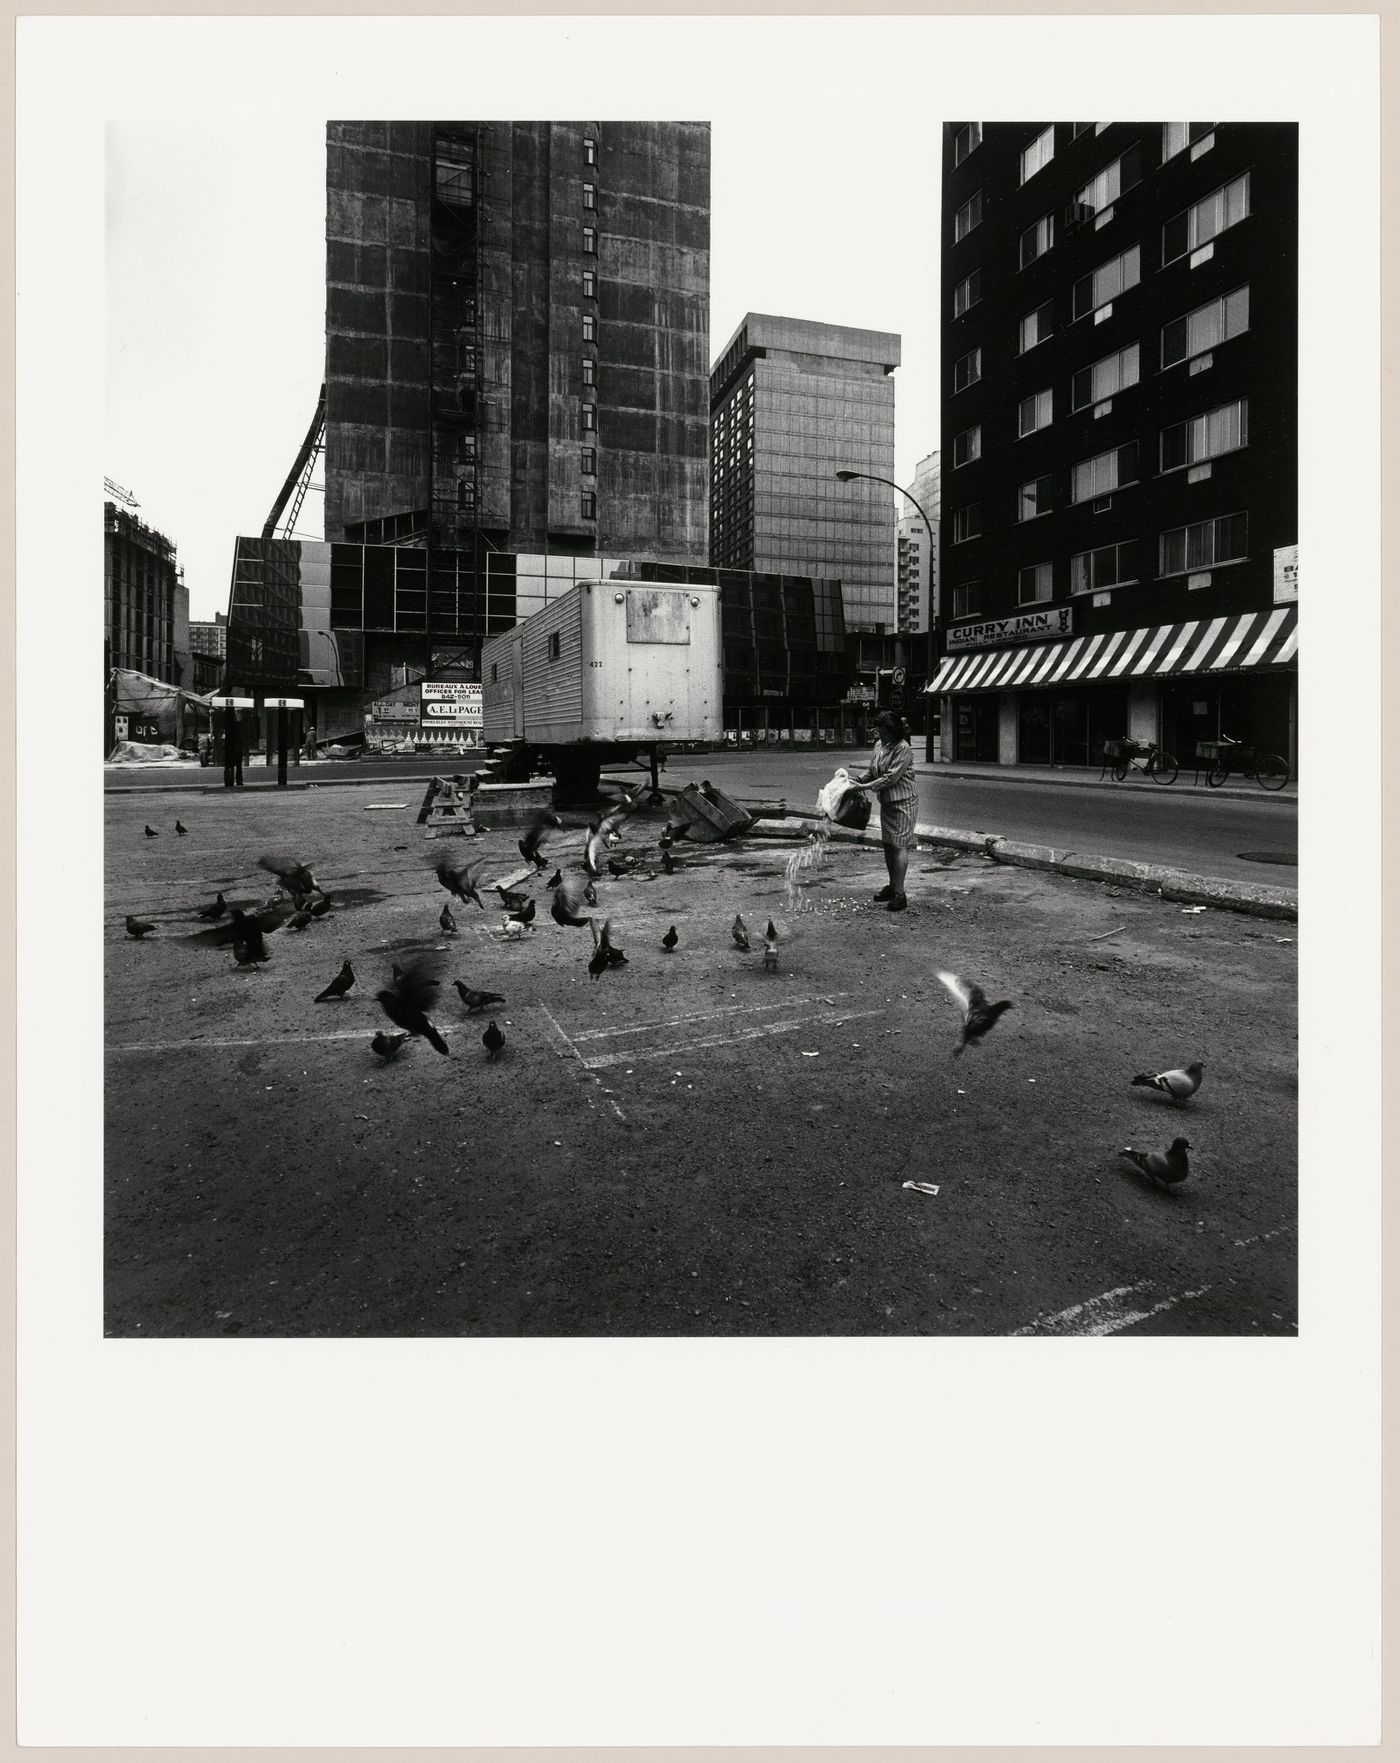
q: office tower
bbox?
[709,314,901,632]
[897,449,940,632]
[104,501,189,686]
[934,122,1297,769]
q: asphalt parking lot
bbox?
[105,784,1298,1337]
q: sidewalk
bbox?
[916,758,1297,803]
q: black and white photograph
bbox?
[18,9,1381,1750]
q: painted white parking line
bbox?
[538,1004,626,1121]
[580,1007,884,1070]
[1011,1281,1212,1337]
[569,992,852,1043]
[106,1025,466,1055]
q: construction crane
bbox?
[263,384,327,539]
[104,476,140,509]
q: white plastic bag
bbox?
[816,768,852,819]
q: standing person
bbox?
[852,710,919,911]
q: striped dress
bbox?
[855,739,919,849]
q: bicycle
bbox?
[1198,734,1290,791]
[1100,737,1179,786]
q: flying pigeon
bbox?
[936,972,1014,1056]
[259,852,317,898]
[732,913,751,952]
[454,982,505,1014]
[376,956,449,1055]
[551,873,594,928]
[175,820,188,836]
[1131,1061,1205,1104]
[370,1031,409,1061]
[314,960,356,1002]
[125,914,156,939]
[228,910,269,967]
[519,809,564,870]
[196,892,227,922]
[1120,1137,1192,1189]
[435,855,490,910]
[439,901,457,934]
[143,825,158,838]
[482,1019,506,1059]
[662,925,679,952]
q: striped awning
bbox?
[925,606,1297,695]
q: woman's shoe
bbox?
[886,893,908,912]
[873,884,895,902]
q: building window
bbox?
[584,136,598,165]
[582,269,596,299]
[549,631,562,661]
[953,424,982,467]
[954,189,983,242]
[456,433,476,465]
[490,662,498,683]
[1075,144,1142,216]
[1071,441,1140,503]
[952,580,981,620]
[581,447,596,475]
[1018,387,1053,437]
[1021,125,1055,184]
[1072,243,1141,319]
[582,357,596,386]
[1018,299,1054,354]
[1019,212,1054,268]
[1160,511,1248,575]
[457,479,475,510]
[953,268,982,317]
[582,315,596,343]
[1163,172,1250,263]
[1018,562,1053,605]
[953,346,982,393]
[582,226,597,254]
[1018,475,1053,521]
[582,403,597,431]
[1161,399,1249,471]
[582,182,597,210]
[952,504,981,543]
[954,122,982,165]
[1162,284,1249,367]
[1072,341,1140,410]
[1071,540,1139,594]
[581,491,597,520]
[1162,122,1216,163]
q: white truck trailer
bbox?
[480,579,723,800]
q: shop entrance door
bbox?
[953,696,999,762]
[1051,695,1089,768]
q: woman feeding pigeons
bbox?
[852,709,919,912]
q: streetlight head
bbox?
[834,469,859,482]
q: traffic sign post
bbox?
[264,699,305,788]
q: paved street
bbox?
[105,779,1297,1338]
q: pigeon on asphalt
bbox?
[435,855,490,910]
[308,891,332,918]
[439,901,457,934]
[662,925,679,953]
[196,892,227,922]
[600,918,628,968]
[661,847,676,875]
[495,884,529,913]
[762,919,780,971]
[454,982,505,1014]
[587,937,611,981]
[285,908,313,932]
[314,960,356,1002]
[259,852,318,898]
[732,913,751,952]
[545,868,563,890]
[936,972,1014,1056]
[551,873,594,928]
[125,915,156,939]
[228,911,269,967]
[175,820,188,836]
[607,857,631,880]
[376,956,450,1055]
[144,825,158,838]
[1131,1061,1205,1104]
[518,809,564,870]
[1120,1137,1192,1190]
[370,1031,409,1061]
[482,1019,506,1059]
[506,897,536,927]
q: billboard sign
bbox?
[421,681,483,728]
[946,606,1073,652]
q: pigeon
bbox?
[1120,1137,1192,1190]
[125,914,156,939]
[196,892,227,922]
[583,782,650,877]
[482,1019,506,1059]
[1131,1061,1205,1104]
[507,897,537,927]
[228,910,269,967]
[587,938,611,981]
[518,808,564,870]
[732,913,751,952]
[662,925,679,952]
[545,868,563,890]
[551,873,594,928]
[495,884,529,913]
[936,972,1014,1055]
[175,820,188,836]
[661,847,676,876]
[762,920,779,971]
[391,963,405,987]
[143,825,158,838]
[314,960,356,1002]
[454,982,505,1014]
[591,917,628,971]
[376,956,450,1055]
[436,855,490,910]
[259,852,317,898]
[439,902,457,934]
[583,820,611,879]
[285,908,313,932]
[370,1031,409,1061]
[308,892,332,918]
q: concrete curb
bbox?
[913,763,1297,805]
[746,816,1298,922]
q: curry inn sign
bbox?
[946,606,1074,652]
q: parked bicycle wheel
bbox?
[1112,756,1131,783]
[1206,757,1232,787]
[1254,752,1290,791]
[1150,749,1179,785]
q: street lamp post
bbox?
[834,467,943,717]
